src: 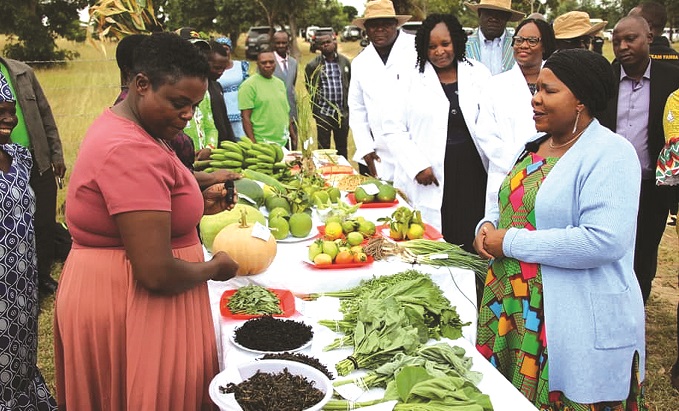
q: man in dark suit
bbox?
[629,1,679,66]
[599,15,679,303]
[272,30,298,149]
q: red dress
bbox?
[54,109,218,410]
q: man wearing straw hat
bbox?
[552,11,607,51]
[464,0,525,75]
[348,0,415,179]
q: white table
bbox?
[206,195,538,411]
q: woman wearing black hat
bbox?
[474,49,646,408]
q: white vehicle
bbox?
[603,29,613,41]
[663,27,678,42]
[306,25,319,42]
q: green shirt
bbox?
[238,73,289,146]
[184,91,218,150]
[0,63,30,148]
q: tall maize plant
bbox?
[88,0,164,51]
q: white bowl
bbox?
[209,359,333,411]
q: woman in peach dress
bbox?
[54,33,239,410]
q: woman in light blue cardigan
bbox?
[474,49,646,408]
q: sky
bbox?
[341,0,366,16]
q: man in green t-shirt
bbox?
[238,51,294,147]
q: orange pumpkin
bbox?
[212,209,277,276]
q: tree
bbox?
[343,6,358,21]
[0,0,89,64]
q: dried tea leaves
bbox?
[234,316,313,352]
[260,352,334,380]
[219,368,325,411]
[227,285,283,315]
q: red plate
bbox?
[220,288,296,320]
[377,223,443,241]
[346,192,399,208]
[304,255,374,269]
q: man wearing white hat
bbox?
[464,0,525,75]
[348,0,415,179]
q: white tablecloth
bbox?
[206,196,538,410]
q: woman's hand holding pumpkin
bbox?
[415,167,439,186]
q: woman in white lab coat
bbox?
[475,18,556,215]
[383,13,490,252]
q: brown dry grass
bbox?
[4,34,676,409]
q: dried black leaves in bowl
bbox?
[233,315,313,352]
[260,352,334,380]
[219,367,325,411]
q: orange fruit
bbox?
[335,250,354,265]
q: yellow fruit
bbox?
[324,221,344,240]
[353,252,368,263]
[314,253,333,265]
[390,228,403,240]
[350,245,364,254]
[406,223,425,240]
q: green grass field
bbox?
[3,35,677,407]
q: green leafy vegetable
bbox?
[334,343,483,390]
[315,270,470,351]
[226,285,283,315]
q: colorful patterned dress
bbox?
[476,153,644,411]
[0,143,57,410]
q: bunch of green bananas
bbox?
[198,137,288,176]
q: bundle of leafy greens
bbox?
[335,297,421,376]
[316,270,469,351]
[333,342,482,390]
[324,366,493,410]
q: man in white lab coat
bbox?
[349,0,416,179]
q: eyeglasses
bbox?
[557,36,592,49]
[512,36,541,47]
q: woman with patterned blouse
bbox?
[0,75,57,409]
[474,49,647,410]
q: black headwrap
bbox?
[543,49,615,114]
